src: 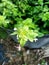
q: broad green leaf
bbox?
[38,0,43,5]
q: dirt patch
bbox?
[0,36,44,65]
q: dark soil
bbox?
[0,36,45,65]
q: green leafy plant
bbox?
[0,0,49,46]
[0,15,10,27]
[12,18,39,46]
